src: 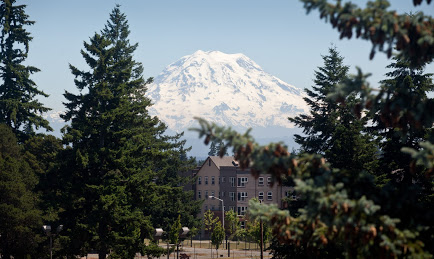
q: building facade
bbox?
[195,156,294,229]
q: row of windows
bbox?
[197,176,272,187]
[197,191,273,201]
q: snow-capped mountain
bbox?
[146,50,308,132]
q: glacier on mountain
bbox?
[145,50,308,132]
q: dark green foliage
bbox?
[0,0,51,142]
[372,57,433,184]
[192,115,432,257]
[192,1,433,257]
[58,5,200,258]
[290,47,378,174]
[0,124,43,258]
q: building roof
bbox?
[209,156,238,169]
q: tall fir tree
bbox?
[0,0,51,142]
[370,57,434,253]
[372,57,433,184]
[290,47,378,173]
[0,124,43,258]
[59,6,200,258]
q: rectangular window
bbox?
[198,191,202,199]
[229,206,235,212]
[211,191,215,197]
[258,177,264,186]
[212,205,215,211]
[267,191,273,200]
[211,176,215,185]
[205,176,208,185]
[221,191,225,197]
[218,177,221,184]
[205,205,208,211]
[258,191,264,201]
[240,221,245,229]
[237,206,247,216]
[267,177,271,185]
[238,192,248,201]
[205,190,208,198]
[230,192,235,201]
[230,177,235,187]
[222,177,226,183]
[237,177,248,187]
[198,177,201,185]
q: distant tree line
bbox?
[0,2,201,258]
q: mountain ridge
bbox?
[146,50,308,133]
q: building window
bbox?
[267,191,273,200]
[212,205,215,211]
[230,192,235,201]
[205,190,208,198]
[258,177,264,186]
[258,191,264,201]
[211,191,215,197]
[237,206,247,216]
[267,177,271,185]
[238,192,248,201]
[198,177,201,185]
[240,221,245,229]
[211,176,215,185]
[218,177,221,184]
[237,177,248,187]
[209,159,211,166]
[230,177,235,187]
[198,191,201,199]
[205,205,208,211]
[222,177,226,183]
[205,176,208,185]
[221,191,225,197]
[229,206,235,212]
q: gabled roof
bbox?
[209,156,238,169]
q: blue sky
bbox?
[24,0,433,112]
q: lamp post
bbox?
[43,225,63,259]
[208,196,224,232]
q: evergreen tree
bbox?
[59,6,200,258]
[290,47,378,174]
[0,124,43,258]
[192,1,434,257]
[372,57,433,184]
[0,0,51,142]
[208,140,218,156]
[208,139,228,156]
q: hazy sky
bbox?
[23,0,434,112]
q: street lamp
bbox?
[43,224,63,259]
[208,196,224,235]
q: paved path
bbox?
[81,241,273,259]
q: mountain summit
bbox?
[146,50,308,132]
